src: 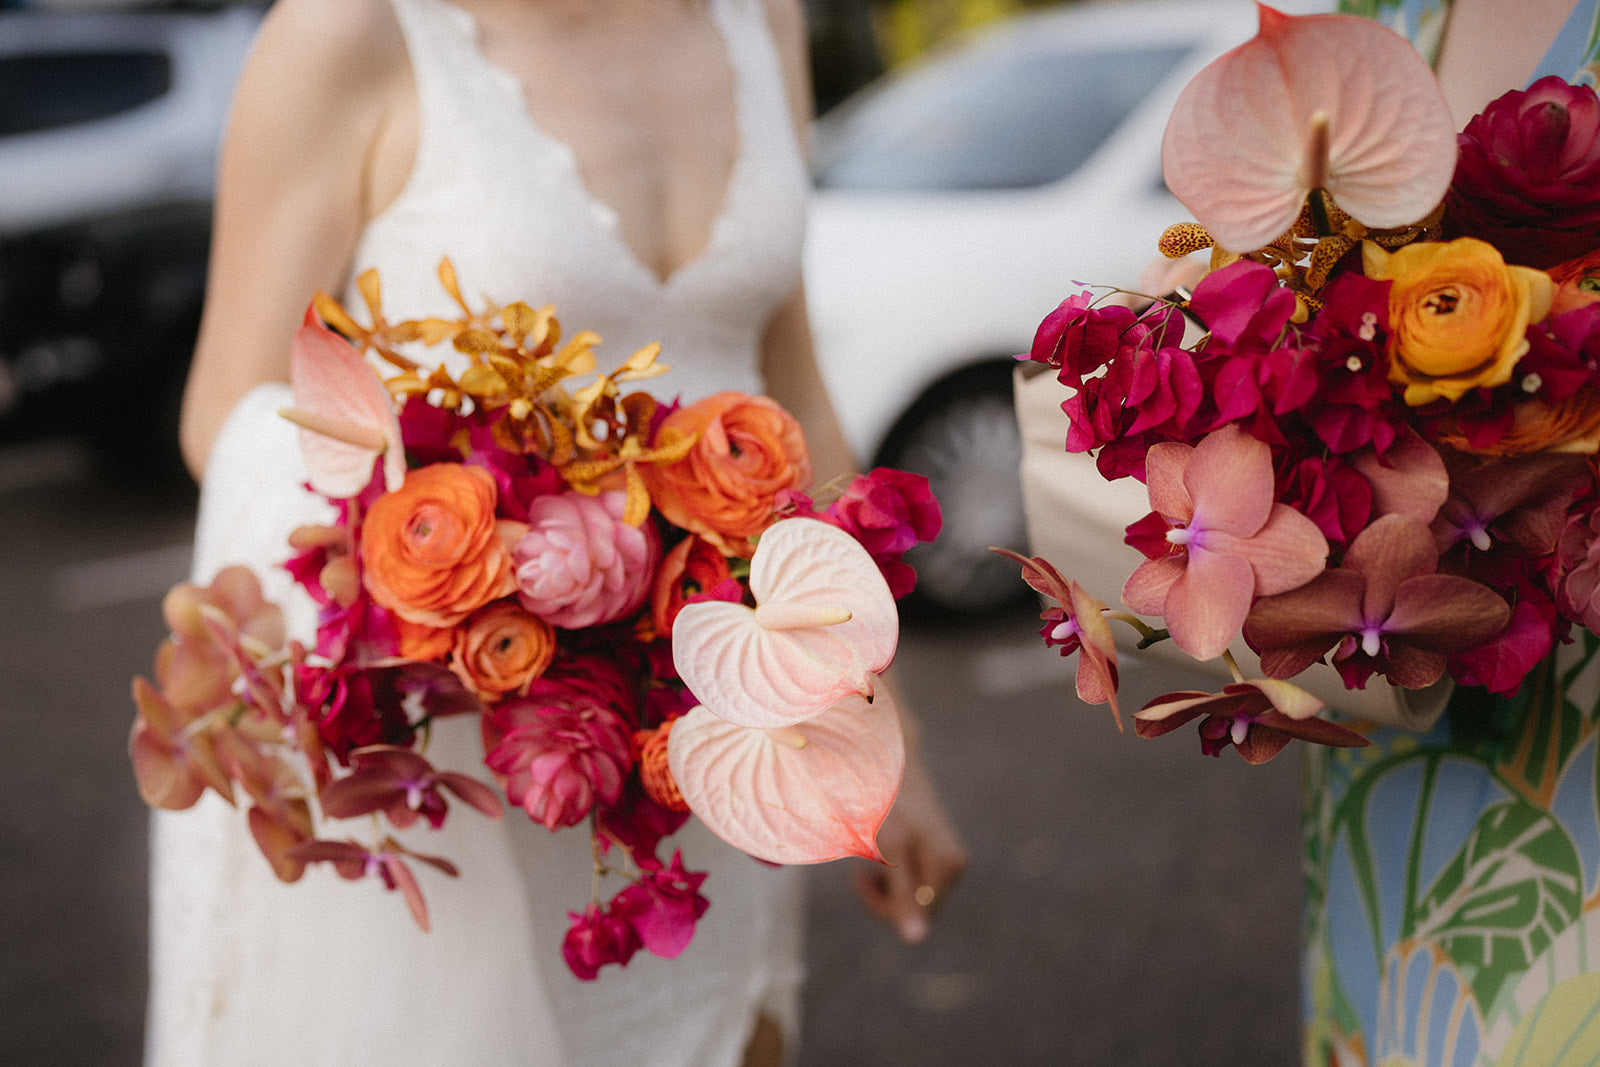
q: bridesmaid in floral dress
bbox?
[1304,2,1600,1062]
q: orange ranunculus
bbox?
[360,463,519,627]
[1365,238,1554,406]
[632,719,690,813]
[394,617,455,662]
[449,600,556,700]
[641,392,812,557]
[651,534,735,637]
[1548,248,1600,317]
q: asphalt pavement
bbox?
[0,436,1302,1065]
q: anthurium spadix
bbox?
[667,689,905,864]
[671,518,898,729]
[279,305,406,499]
[1161,5,1456,254]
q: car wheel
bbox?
[874,362,1033,621]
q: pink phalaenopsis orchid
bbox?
[993,548,1120,726]
[280,305,406,498]
[1161,4,1456,253]
[671,518,898,729]
[1243,514,1511,690]
[289,837,459,932]
[1134,678,1367,764]
[1121,423,1328,661]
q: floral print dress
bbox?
[1305,8,1600,1063]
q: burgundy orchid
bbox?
[1134,677,1367,764]
[289,836,459,932]
[318,745,503,830]
[993,547,1120,725]
[1121,423,1329,661]
[1243,514,1510,690]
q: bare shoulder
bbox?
[761,0,807,54]
[233,0,407,127]
[761,0,815,135]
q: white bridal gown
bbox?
[146,0,810,1062]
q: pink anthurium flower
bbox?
[1134,677,1367,764]
[671,518,898,730]
[1243,513,1510,689]
[1161,5,1456,253]
[280,305,406,498]
[1121,423,1328,662]
[666,687,905,865]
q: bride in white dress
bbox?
[151,0,966,1063]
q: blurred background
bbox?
[0,0,1306,1062]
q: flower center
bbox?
[1421,287,1461,316]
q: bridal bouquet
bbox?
[129,260,937,978]
[1014,6,1600,762]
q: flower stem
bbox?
[1221,649,1246,684]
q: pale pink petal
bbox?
[1240,677,1325,720]
[1161,5,1456,253]
[673,519,898,730]
[1122,554,1185,617]
[667,690,905,865]
[285,305,406,498]
[1216,503,1329,596]
[1185,425,1273,538]
[1165,549,1255,661]
[1144,441,1195,521]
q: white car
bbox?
[805,0,1326,617]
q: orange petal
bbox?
[1161,5,1455,253]
[667,687,905,865]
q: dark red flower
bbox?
[1445,77,1600,268]
[562,903,641,981]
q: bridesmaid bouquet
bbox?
[1014,6,1600,761]
[129,260,938,979]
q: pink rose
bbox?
[1446,77,1600,269]
[512,490,659,629]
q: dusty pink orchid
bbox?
[1134,677,1367,763]
[1243,514,1510,689]
[667,687,905,865]
[993,547,1120,726]
[318,745,503,830]
[671,518,898,730]
[1121,423,1328,661]
[1161,5,1456,253]
[1432,452,1592,561]
[280,305,406,498]
[288,836,458,932]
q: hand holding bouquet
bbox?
[130,261,940,978]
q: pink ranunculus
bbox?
[484,679,633,831]
[1446,77,1600,269]
[562,903,641,981]
[512,490,660,629]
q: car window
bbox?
[0,51,171,139]
[815,42,1191,191]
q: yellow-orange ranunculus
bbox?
[449,600,556,699]
[1365,237,1554,406]
[641,391,812,557]
[360,463,519,627]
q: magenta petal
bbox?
[1164,549,1255,661]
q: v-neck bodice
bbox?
[352,0,809,403]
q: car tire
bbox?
[873,360,1033,622]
